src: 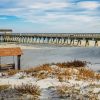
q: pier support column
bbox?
[70,39,73,45]
[72,39,74,45]
[32,37,35,43]
[47,38,50,43]
[52,38,55,44]
[66,39,69,45]
[42,37,45,43]
[77,40,81,46]
[49,38,52,43]
[35,37,38,43]
[29,37,32,43]
[55,38,58,44]
[38,37,41,43]
[57,38,59,44]
[60,38,63,44]
[63,38,66,44]
[95,40,98,46]
[85,40,89,47]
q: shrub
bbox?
[55,85,83,99]
[68,60,86,67]
[32,71,48,80]
[56,60,86,68]
[78,68,95,79]
[14,83,41,96]
[7,69,19,76]
[24,68,34,74]
[55,85,72,98]
[95,73,100,80]
[57,70,72,82]
[57,74,64,82]
[24,64,52,75]
[33,64,52,72]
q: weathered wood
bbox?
[17,55,21,70]
[0,63,15,70]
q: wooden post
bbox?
[17,55,21,70]
[0,56,1,69]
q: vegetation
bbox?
[56,60,87,68]
[76,68,100,80]
[0,60,100,99]
[14,83,41,96]
[55,84,100,99]
[55,85,71,98]
[7,69,19,76]
[23,60,100,81]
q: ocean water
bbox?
[1,44,100,71]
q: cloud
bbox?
[77,1,100,10]
[29,2,70,9]
[0,0,100,32]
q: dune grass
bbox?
[23,60,100,81]
[14,83,41,96]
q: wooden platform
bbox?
[0,63,15,70]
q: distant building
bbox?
[0,29,12,34]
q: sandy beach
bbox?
[0,43,42,49]
[0,61,100,100]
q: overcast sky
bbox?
[0,0,100,33]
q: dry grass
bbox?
[14,83,41,96]
[55,85,80,98]
[95,73,100,80]
[55,85,71,97]
[74,68,100,81]
[32,71,49,80]
[7,69,19,76]
[76,68,96,80]
[24,64,52,74]
[24,60,86,75]
[32,64,52,72]
[0,85,10,91]
[56,69,72,82]
[56,60,86,68]
[24,68,35,74]
[24,64,52,80]
[88,83,100,88]
[55,84,100,99]
[23,61,99,81]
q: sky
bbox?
[0,0,100,33]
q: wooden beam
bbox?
[0,56,1,70]
[17,55,21,70]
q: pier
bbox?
[0,31,100,46]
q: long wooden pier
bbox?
[0,33,100,46]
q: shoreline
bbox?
[1,42,100,48]
[0,43,43,49]
[0,42,58,49]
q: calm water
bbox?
[1,44,100,71]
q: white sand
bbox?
[0,43,41,49]
[0,71,100,99]
[0,64,100,99]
